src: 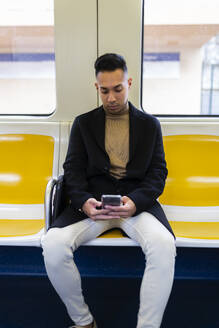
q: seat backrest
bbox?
[0,134,54,204]
[159,135,219,206]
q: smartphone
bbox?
[101,194,122,208]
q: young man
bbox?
[42,53,176,328]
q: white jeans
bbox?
[41,212,176,328]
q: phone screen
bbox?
[101,194,121,208]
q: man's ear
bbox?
[95,82,99,90]
[128,78,133,89]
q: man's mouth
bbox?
[108,104,118,109]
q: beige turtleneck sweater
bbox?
[105,107,129,179]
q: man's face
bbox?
[95,69,132,114]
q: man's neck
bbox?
[104,103,129,116]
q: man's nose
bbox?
[107,92,116,102]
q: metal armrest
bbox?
[44,175,67,231]
[52,175,66,220]
[44,177,58,231]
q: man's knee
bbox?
[157,232,176,257]
[143,229,176,265]
[41,228,73,268]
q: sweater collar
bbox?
[91,102,140,165]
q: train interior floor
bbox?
[0,246,219,328]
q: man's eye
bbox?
[115,88,122,93]
[101,90,108,94]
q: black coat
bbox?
[52,102,174,237]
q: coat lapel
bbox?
[90,103,141,166]
[91,106,107,155]
[127,103,140,167]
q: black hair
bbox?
[94,53,127,76]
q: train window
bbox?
[143,0,219,116]
[0,0,55,116]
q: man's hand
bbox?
[82,198,120,220]
[105,196,136,218]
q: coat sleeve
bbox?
[127,119,168,214]
[63,117,93,209]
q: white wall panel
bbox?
[53,0,98,120]
[98,0,143,108]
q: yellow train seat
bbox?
[160,134,219,247]
[0,132,57,246]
